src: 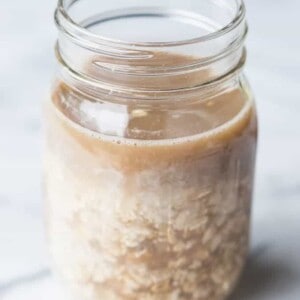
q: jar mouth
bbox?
[55,0,247,97]
[55,0,245,48]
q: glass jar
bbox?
[45,0,257,299]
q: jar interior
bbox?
[47,3,257,300]
[87,9,213,43]
[62,0,242,44]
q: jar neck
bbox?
[55,0,247,100]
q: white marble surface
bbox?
[1,0,300,299]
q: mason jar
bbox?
[44,0,257,299]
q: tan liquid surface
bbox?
[45,52,257,300]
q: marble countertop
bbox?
[1,0,300,299]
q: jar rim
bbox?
[55,0,245,48]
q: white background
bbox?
[1,0,300,299]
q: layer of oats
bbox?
[46,148,251,300]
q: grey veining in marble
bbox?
[1,0,300,299]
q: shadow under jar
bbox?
[44,0,257,299]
